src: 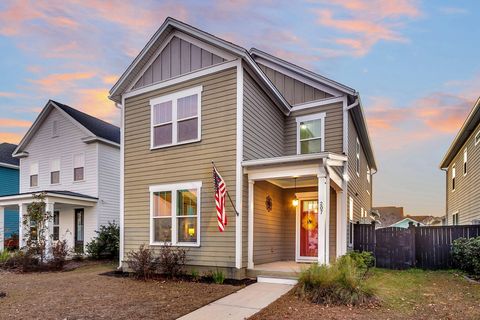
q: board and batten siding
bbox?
[257,63,333,105]
[19,107,98,198]
[347,113,372,223]
[123,67,238,268]
[446,121,480,225]
[285,102,344,156]
[97,143,120,227]
[132,36,226,90]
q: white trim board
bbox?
[235,60,244,269]
[296,112,326,155]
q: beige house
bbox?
[109,18,377,279]
[440,97,480,225]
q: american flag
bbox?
[213,165,227,232]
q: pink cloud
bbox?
[29,72,95,94]
[0,118,32,128]
[73,88,119,125]
[0,132,25,144]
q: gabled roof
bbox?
[440,97,480,169]
[13,100,120,157]
[0,143,19,168]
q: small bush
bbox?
[158,245,187,278]
[50,240,69,270]
[190,269,200,282]
[0,251,10,263]
[297,255,377,306]
[452,237,480,276]
[4,250,39,272]
[86,222,120,260]
[346,251,375,271]
[211,269,225,284]
[127,244,160,280]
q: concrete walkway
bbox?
[178,282,293,320]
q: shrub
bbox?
[127,244,159,280]
[3,250,39,272]
[0,251,10,264]
[211,269,225,284]
[50,240,69,270]
[158,245,187,278]
[346,251,375,271]
[297,255,377,305]
[190,269,200,282]
[452,237,480,276]
[86,222,120,260]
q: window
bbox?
[150,182,201,246]
[476,131,480,146]
[452,164,456,191]
[296,113,325,154]
[150,86,202,149]
[452,212,459,225]
[50,159,60,184]
[367,166,371,183]
[348,197,354,246]
[53,211,60,241]
[30,162,38,187]
[73,154,85,181]
[30,220,37,241]
[463,149,467,176]
[355,138,360,176]
[52,120,58,137]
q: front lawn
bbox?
[250,268,480,320]
[0,262,241,320]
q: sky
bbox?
[0,0,478,216]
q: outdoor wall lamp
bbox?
[292,177,299,207]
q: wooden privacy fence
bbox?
[353,222,480,270]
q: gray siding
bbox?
[132,36,226,90]
[258,63,333,105]
[123,67,238,268]
[285,102,344,155]
[347,113,373,223]
[97,143,120,227]
[243,70,285,160]
[446,121,480,225]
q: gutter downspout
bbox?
[115,102,124,270]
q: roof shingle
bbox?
[0,143,19,167]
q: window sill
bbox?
[150,241,200,248]
[73,180,86,183]
[150,138,201,150]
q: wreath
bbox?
[302,212,318,231]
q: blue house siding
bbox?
[0,167,20,239]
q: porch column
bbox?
[19,204,26,248]
[45,201,55,255]
[318,173,330,265]
[247,179,255,269]
[0,206,4,251]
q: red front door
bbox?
[299,200,319,258]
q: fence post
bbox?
[408,222,416,267]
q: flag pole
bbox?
[212,161,239,216]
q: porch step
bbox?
[257,276,298,285]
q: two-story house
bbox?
[0,100,120,253]
[440,97,480,225]
[109,18,377,279]
[0,143,20,251]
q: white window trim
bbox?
[73,153,86,183]
[149,181,202,247]
[452,211,459,225]
[50,158,61,185]
[29,162,39,188]
[355,138,360,177]
[150,86,203,150]
[475,131,480,146]
[296,112,326,155]
[463,148,467,176]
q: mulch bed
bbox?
[0,263,241,320]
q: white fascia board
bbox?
[0,163,19,169]
[242,152,347,168]
[82,136,120,148]
[290,96,346,113]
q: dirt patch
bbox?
[250,269,480,320]
[0,263,240,320]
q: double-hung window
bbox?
[355,138,360,176]
[296,113,325,154]
[150,182,201,246]
[50,159,60,184]
[30,162,38,187]
[150,86,202,149]
[452,164,456,191]
[53,211,60,241]
[73,154,85,181]
[463,149,467,176]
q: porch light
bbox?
[292,177,299,207]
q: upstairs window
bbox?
[73,154,85,181]
[296,113,325,154]
[463,149,467,176]
[452,164,456,191]
[50,159,60,184]
[30,162,38,187]
[355,138,360,176]
[150,86,202,149]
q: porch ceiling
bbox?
[267,176,317,189]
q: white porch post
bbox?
[247,179,255,269]
[45,201,55,255]
[0,206,4,252]
[19,204,25,248]
[318,173,329,265]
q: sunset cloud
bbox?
[0,132,25,144]
[29,72,95,94]
[0,118,32,128]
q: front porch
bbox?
[243,153,348,279]
[0,191,98,252]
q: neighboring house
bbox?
[0,143,20,250]
[373,206,405,228]
[0,100,120,253]
[440,97,480,225]
[109,18,377,278]
[390,217,425,228]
